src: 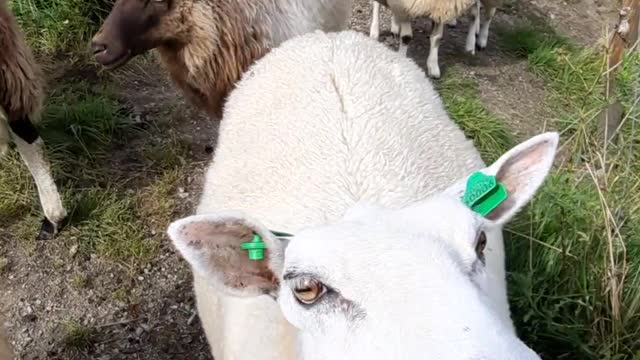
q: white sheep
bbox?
[369,0,502,78]
[168,131,557,359]
[167,29,521,360]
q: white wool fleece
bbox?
[192,30,513,360]
[384,0,476,23]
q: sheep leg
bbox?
[370,1,381,40]
[10,120,67,240]
[398,21,413,56]
[390,15,400,37]
[477,6,497,50]
[0,111,9,157]
[446,18,457,27]
[465,0,481,54]
[427,21,444,78]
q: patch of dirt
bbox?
[0,0,621,358]
[0,58,215,359]
[524,0,620,47]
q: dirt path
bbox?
[0,0,620,359]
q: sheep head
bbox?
[167,132,558,359]
[91,0,190,69]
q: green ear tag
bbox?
[241,234,267,261]
[461,172,508,217]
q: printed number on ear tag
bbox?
[241,234,266,261]
[461,172,508,217]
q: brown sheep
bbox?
[0,0,67,240]
[90,0,353,118]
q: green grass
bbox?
[9,0,112,53]
[437,71,514,163]
[495,24,640,359]
[71,273,89,289]
[437,22,640,359]
[497,24,572,58]
[62,320,97,350]
[0,76,185,269]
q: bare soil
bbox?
[0,0,620,358]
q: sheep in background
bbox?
[369,0,501,77]
[169,131,557,359]
[166,30,523,360]
[91,0,353,119]
[0,0,67,240]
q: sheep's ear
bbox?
[167,212,286,298]
[446,132,559,225]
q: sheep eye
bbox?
[475,231,487,264]
[293,278,326,305]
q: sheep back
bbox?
[386,0,476,23]
[199,28,484,239]
[154,0,352,118]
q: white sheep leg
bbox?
[12,134,67,240]
[477,6,497,50]
[390,15,400,37]
[465,0,481,54]
[398,21,413,56]
[446,18,457,27]
[369,1,381,40]
[427,21,444,78]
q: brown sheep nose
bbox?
[91,41,107,55]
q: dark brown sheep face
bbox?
[91,0,179,69]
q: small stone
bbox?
[69,244,78,257]
[22,314,38,322]
[137,276,144,281]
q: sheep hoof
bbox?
[401,35,412,45]
[476,43,486,51]
[36,217,67,241]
